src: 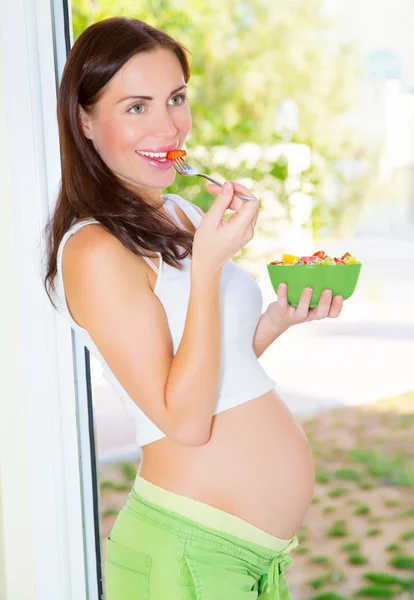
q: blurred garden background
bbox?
[71,0,414,597]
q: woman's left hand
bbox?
[265,283,344,331]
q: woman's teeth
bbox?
[137,150,168,162]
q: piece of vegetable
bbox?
[166,149,187,160]
[282,253,301,264]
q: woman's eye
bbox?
[170,94,186,105]
[128,103,145,114]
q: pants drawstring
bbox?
[259,535,298,598]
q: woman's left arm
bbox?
[253,283,344,358]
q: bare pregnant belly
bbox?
[138,388,315,540]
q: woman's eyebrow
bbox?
[118,84,187,103]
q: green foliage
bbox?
[327,519,348,537]
[389,555,414,570]
[348,449,414,487]
[294,545,310,555]
[400,577,414,591]
[100,480,131,491]
[385,544,403,554]
[353,585,399,598]
[363,572,407,586]
[309,593,347,600]
[359,481,376,490]
[366,528,382,537]
[400,531,414,541]
[102,507,119,517]
[308,569,346,590]
[383,499,400,508]
[353,504,371,516]
[119,461,137,482]
[322,506,337,515]
[348,553,369,566]
[334,467,361,481]
[341,541,361,553]
[328,487,349,498]
[310,555,331,566]
[308,575,327,590]
[316,469,331,484]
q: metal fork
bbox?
[172,157,256,201]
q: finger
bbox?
[314,289,333,319]
[276,282,289,309]
[252,208,259,229]
[206,181,235,225]
[295,286,313,320]
[206,182,242,213]
[229,194,259,231]
[206,181,256,200]
[328,295,343,318]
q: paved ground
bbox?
[92,234,414,463]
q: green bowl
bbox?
[267,262,362,308]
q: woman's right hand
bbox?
[191,181,259,275]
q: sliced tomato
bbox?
[334,257,345,264]
[270,260,283,265]
[312,250,325,258]
[341,252,351,260]
[166,149,187,160]
[301,256,316,264]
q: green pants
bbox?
[104,474,298,599]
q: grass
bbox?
[353,504,371,516]
[366,528,383,537]
[310,555,332,566]
[308,570,346,590]
[400,530,414,541]
[389,555,414,570]
[316,470,331,484]
[348,553,369,566]
[102,507,119,518]
[359,481,376,490]
[119,461,137,482]
[322,506,337,515]
[347,448,414,487]
[100,480,131,492]
[334,468,361,482]
[293,545,309,555]
[385,544,403,553]
[353,585,400,597]
[309,593,347,600]
[341,541,361,553]
[327,520,348,537]
[383,499,400,508]
[328,487,349,498]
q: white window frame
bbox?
[0,1,102,598]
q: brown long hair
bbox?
[43,17,193,309]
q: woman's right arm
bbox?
[63,182,258,447]
[63,226,222,447]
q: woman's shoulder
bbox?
[164,193,204,217]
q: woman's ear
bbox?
[78,105,94,140]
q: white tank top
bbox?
[54,193,276,447]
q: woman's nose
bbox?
[152,109,178,137]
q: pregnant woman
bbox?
[43,16,343,600]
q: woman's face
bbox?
[79,48,191,198]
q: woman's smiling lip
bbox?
[137,143,178,152]
[135,152,174,170]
